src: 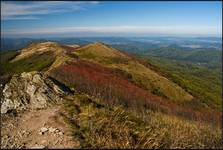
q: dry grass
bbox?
[8,41,76,74]
[61,94,222,149]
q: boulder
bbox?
[1,99,14,114]
[1,71,69,114]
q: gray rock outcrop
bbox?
[1,71,68,114]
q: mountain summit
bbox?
[74,42,193,102]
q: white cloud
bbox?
[1,1,100,20]
[3,25,221,37]
[3,16,40,20]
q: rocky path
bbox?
[1,105,80,149]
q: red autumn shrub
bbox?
[50,59,221,124]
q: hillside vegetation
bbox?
[73,43,193,103]
[0,50,55,85]
[136,55,222,110]
[61,94,222,148]
[139,47,222,67]
[0,42,77,85]
[1,41,222,148]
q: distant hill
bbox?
[1,38,49,51]
[2,37,221,52]
[139,47,222,66]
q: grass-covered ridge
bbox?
[74,42,193,103]
[0,50,56,85]
[1,51,55,75]
[0,42,76,85]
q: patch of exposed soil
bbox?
[1,104,80,149]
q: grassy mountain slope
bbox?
[0,41,80,102]
[50,58,221,123]
[1,41,222,148]
[136,55,222,110]
[48,42,220,123]
[0,50,55,85]
[73,43,193,103]
[10,42,72,72]
[61,93,222,148]
[0,42,76,87]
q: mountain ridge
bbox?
[73,42,194,103]
[1,41,222,148]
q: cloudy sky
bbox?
[1,1,222,37]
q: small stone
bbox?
[41,140,47,144]
[1,98,14,114]
[31,145,45,149]
[22,130,29,135]
[38,132,44,135]
[11,143,16,148]
[54,140,59,145]
[40,127,48,133]
[49,127,56,133]
[59,138,63,143]
[58,132,63,136]
[32,74,43,84]
[3,135,9,139]
[55,129,60,133]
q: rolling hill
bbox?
[1,41,222,148]
[73,43,193,103]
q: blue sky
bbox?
[1,1,222,37]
